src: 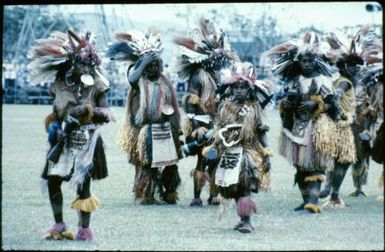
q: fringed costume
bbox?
[320,77,357,207]
[348,27,383,197]
[29,29,114,241]
[173,17,239,206]
[205,62,271,233]
[372,121,384,202]
[318,31,365,207]
[263,32,337,213]
[108,27,183,204]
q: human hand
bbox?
[298,100,317,113]
[281,100,294,110]
[70,104,88,118]
[141,51,160,66]
[196,127,208,141]
[63,116,80,135]
[263,156,271,173]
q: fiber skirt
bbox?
[216,149,261,199]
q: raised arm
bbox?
[128,52,159,87]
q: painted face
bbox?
[232,81,249,101]
[299,53,317,77]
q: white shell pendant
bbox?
[162,104,174,115]
[80,74,95,86]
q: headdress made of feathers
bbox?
[28,29,105,86]
[354,25,383,65]
[354,26,383,87]
[222,62,256,87]
[220,62,274,108]
[325,26,383,87]
[323,26,377,66]
[173,17,240,79]
[105,26,163,67]
[261,32,333,80]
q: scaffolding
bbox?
[2,5,128,106]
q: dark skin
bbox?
[69,92,108,118]
[320,61,364,200]
[46,57,108,233]
[128,51,162,87]
[186,51,224,140]
[281,52,338,117]
[68,60,109,120]
[232,82,249,102]
[231,82,271,172]
[186,74,209,140]
[210,48,226,71]
[281,53,320,112]
[299,53,319,78]
[340,61,361,82]
[297,53,319,113]
[185,50,227,204]
[334,61,362,120]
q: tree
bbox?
[227,12,286,68]
[3,5,84,64]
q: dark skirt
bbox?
[91,136,108,180]
[372,122,384,164]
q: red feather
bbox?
[115,33,133,42]
[173,36,197,51]
[34,47,64,57]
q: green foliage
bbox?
[228,13,286,65]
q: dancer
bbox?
[205,62,271,233]
[29,29,114,241]
[318,31,364,207]
[174,17,239,206]
[109,27,183,204]
[263,32,338,213]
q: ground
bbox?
[1,104,384,250]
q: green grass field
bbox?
[2,104,384,250]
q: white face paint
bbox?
[80,74,95,86]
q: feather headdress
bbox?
[220,62,274,108]
[325,26,382,86]
[222,62,256,87]
[173,17,240,79]
[261,32,333,80]
[325,26,382,65]
[356,26,383,65]
[358,26,383,87]
[105,26,163,67]
[28,29,104,86]
[324,27,374,66]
